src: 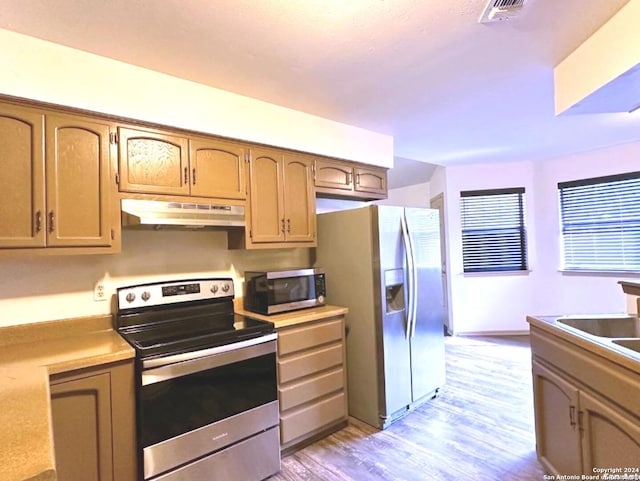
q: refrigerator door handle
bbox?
[401,211,415,340]
[405,211,419,339]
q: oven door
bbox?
[139,334,279,480]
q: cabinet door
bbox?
[580,391,640,472]
[532,361,582,476]
[355,166,387,195]
[50,372,114,481]
[118,127,189,195]
[46,115,113,247]
[283,154,315,242]
[248,148,285,243]
[0,104,46,247]
[314,159,354,191]
[189,138,246,199]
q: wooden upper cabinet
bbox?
[283,154,316,242]
[46,115,113,247]
[355,165,387,196]
[0,104,46,248]
[243,149,316,247]
[189,138,246,199]
[248,148,286,243]
[315,158,388,200]
[315,159,354,192]
[118,127,189,196]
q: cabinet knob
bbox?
[281,219,286,234]
[287,218,291,233]
[184,167,188,184]
[192,168,196,185]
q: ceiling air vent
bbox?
[478,0,526,23]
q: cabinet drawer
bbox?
[278,319,343,356]
[279,368,344,412]
[280,392,346,444]
[278,344,343,384]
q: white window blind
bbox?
[558,172,640,272]
[460,188,527,273]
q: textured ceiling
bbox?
[1,0,639,188]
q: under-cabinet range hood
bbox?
[121,199,245,229]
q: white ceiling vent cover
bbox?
[479,0,526,23]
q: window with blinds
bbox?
[558,171,640,272]
[460,188,527,273]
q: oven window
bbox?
[271,276,313,303]
[139,352,276,448]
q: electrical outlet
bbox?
[94,281,107,301]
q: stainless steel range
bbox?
[115,278,280,481]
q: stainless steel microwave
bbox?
[243,268,326,315]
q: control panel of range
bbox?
[117,278,234,310]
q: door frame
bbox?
[430,193,452,335]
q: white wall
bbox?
[377,183,431,207]
[442,161,538,334]
[389,145,640,335]
[532,141,640,316]
[429,142,640,335]
[0,230,311,327]
[0,28,393,168]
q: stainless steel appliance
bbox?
[315,205,445,429]
[121,198,245,229]
[243,268,326,315]
[115,278,280,481]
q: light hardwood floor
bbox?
[272,335,546,481]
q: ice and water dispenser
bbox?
[385,268,405,313]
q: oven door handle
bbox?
[141,333,277,386]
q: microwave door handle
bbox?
[401,213,414,340]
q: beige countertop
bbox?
[0,315,135,481]
[0,366,56,481]
[234,301,348,329]
[527,314,640,375]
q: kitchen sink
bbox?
[556,315,640,338]
[612,339,640,354]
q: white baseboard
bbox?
[453,330,530,337]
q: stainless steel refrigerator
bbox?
[314,205,445,429]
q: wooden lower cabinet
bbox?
[277,316,348,452]
[49,361,136,481]
[531,329,640,476]
[532,360,582,475]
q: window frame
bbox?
[558,171,640,273]
[460,187,528,274]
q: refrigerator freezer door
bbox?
[405,208,446,402]
[375,206,413,423]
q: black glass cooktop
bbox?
[116,301,274,360]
